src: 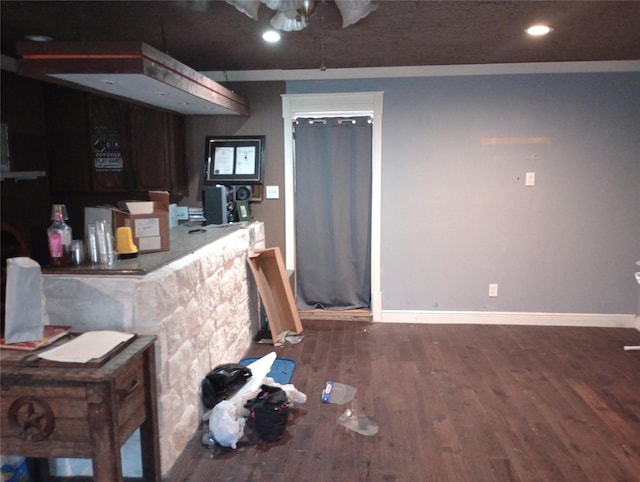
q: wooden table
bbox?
[0,335,160,482]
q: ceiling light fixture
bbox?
[526,25,553,36]
[226,0,377,32]
[262,30,281,43]
[24,34,52,42]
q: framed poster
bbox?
[204,135,265,184]
[91,125,124,173]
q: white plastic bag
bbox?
[209,400,245,449]
[263,378,307,405]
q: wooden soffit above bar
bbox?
[16,41,249,116]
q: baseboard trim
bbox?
[380,310,637,329]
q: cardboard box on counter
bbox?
[85,191,170,254]
[119,191,170,253]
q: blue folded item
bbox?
[239,357,296,385]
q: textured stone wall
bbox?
[42,222,265,475]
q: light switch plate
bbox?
[266,185,280,199]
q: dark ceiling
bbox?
[2,1,640,74]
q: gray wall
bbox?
[288,72,640,314]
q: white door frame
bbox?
[282,92,383,321]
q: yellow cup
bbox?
[116,227,138,256]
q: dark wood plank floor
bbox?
[167,320,640,482]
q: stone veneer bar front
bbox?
[41,221,265,476]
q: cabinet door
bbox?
[130,105,171,192]
[130,106,188,195]
[169,114,188,196]
[46,89,186,194]
[88,96,133,192]
[45,87,91,192]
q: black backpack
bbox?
[245,385,289,442]
[201,363,252,409]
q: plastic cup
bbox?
[104,251,119,267]
[86,224,99,264]
[70,240,85,265]
[95,220,115,265]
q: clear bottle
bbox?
[47,204,73,267]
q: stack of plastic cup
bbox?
[95,220,117,266]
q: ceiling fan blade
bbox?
[263,0,306,13]
[335,0,377,28]
[225,0,261,21]
[271,10,307,31]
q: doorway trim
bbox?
[282,92,383,321]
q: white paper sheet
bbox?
[38,331,134,363]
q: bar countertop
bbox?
[42,222,253,276]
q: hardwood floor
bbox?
[167,320,640,482]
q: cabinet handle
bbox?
[117,379,140,401]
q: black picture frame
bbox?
[204,135,265,185]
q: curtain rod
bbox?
[294,115,373,125]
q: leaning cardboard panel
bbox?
[247,247,303,345]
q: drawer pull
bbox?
[117,379,140,401]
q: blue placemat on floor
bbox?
[239,357,296,385]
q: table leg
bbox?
[88,384,124,482]
[140,344,161,481]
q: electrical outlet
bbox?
[265,185,279,199]
[489,283,499,297]
[525,172,536,186]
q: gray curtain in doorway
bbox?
[294,116,372,310]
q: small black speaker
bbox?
[230,184,263,202]
[203,185,228,225]
[233,185,252,201]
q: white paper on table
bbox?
[38,331,135,363]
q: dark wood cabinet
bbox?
[130,105,187,195]
[45,87,91,192]
[171,115,188,195]
[46,86,187,195]
[88,94,133,192]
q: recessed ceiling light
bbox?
[262,30,281,43]
[526,25,553,36]
[24,34,52,42]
